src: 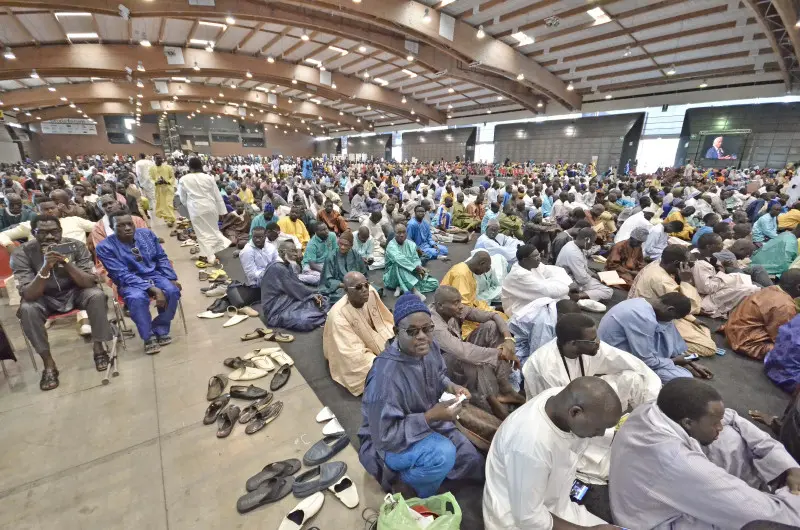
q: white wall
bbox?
[0,142,21,163]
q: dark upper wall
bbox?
[677,103,800,168]
[314,138,340,156]
[494,113,644,173]
[347,134,391,160]
[402,128,476,163]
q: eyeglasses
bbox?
[131,246,143,262]
[399,324,435,337]
[349,282,370,291]
[572,339,600,347]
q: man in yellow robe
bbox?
[148,155,176,225]
[665,204,695,241]
[322,272,395,396]
[441,250,506,336]
[277,205,311,250]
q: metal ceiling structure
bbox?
[0,0,797,135]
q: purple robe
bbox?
[260,259,327,331]
[357,339,485,491]
[765,314,800,393]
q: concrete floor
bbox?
[0,213,793,530]
[0,217,385,530]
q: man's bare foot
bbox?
[749,410,778,426]
[487,395,510,420]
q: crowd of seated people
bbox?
[4,152,800,528]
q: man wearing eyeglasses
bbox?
[96,212,181,356]
[322,271,394,396]
[11,214,114,391]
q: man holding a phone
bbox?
[11,214,114,391]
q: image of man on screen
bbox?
[705,137,732,160]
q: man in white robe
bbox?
[693,232,760,318]
[134,153,155,215]
[614,205,657,244]
[555,227,613,302]
[177,158,230,264]
[610,378,800,529]
[483,378,622,530]
[475,219,523,265]
[501,244,572,318]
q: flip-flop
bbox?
[277,492,325,530]
[322,418,345,436]
[197,310,225,319]
[237,477,294,514]
[315,407,335,423]
[303,433,349,466]
[270,364,292,391]
[267,332,295,343]
[216,404,240,438]
[291,462,347,498]
[228,366,268,381]
[268,348,294,367]
[207,373,229,401]
[195,260,210,269]
[245,401,284,434]
[203,393,230,425]
[230,384,270,400]
[245,458,302,492]
[328,474,359,508]
[241,328,274,341]
[239,394,274,424]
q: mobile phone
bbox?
[684,353,699,362]
[569,479,590,504]
[48,241,80,256]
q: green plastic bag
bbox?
[377,492,462,530]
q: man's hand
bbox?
[313,294,324,307]
[677,270,694,284]
[687,361,713,379]
[448,383,471,400]
[171,280,182,291]
[786,468,800,495]
[424,399,462,424]
[415,265,426,276]
[41,251,66,273]
[149,286,167,309]
[498,341,520,368]
[416,248,424,257]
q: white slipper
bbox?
[268,348,294,366]
[243,346,282,359]
[577,299,607,313]
[328,475,359,508]
[278,492,324,530]
[228,366,268,381]
[315,406,335,423]
[322,418,345,436]
[180,239,196,247]
[223,314,249,327]
[251,356,276,371]
[197,311,225,319]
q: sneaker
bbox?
[204,285,228,297]
[144,338,162,355]
[156,335,172,346]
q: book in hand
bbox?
[597,270,627,286]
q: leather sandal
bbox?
[203,394,230,425]
[39,367,59,391]
[93,352,110,372]
[216,404,240,438]
[245,458,302,492]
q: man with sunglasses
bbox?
[11,214,114,391]
[359,292,484,499]
[96,212,180,355]
[322,271,394,396]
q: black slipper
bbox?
[292,461,348,498]
[203,393,230,425]
[245,458,302,492]
[39,367,59,391]
[270,364,291,391]
[223,357,254,369]
[245,402,283,434]
[216,405,240,438]
[93,352,110,372]
[236,476,294,514]
[230,384,269,400]
[302,432,350,466]
[207,374,229,401]
[239,394,274,424]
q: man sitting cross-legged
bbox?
[12,214,114,390]
[358,293,485,498]
[555,227,613,302]
[322,271,395,396]
[96,212,181,355]
[483,377,623,530]
[237,225,279,305]
[319,231,367,303]
[430,286,524,419]
[610,378,800,529]
[383,223,439,299]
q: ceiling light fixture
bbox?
[137,93,143,98]
[193,61,200,71]
[511,31,534,47]
[406,54,415,62]
[305,58,321,66]
[60,96,67,101]
[3,47,15,60]
[225,16,236,25]
[267,55,275,63]
[137,61,145,72]
[329,45,348,56]
[205,44,214,52]
[666,65,676,76]
[140,39,151,47]
[301,29,310,41]
[12,107,19,111]
[402,69,417,78]
[567,81,574,91]
[199,21,226,29]
[486,109,492,114]
[622,46,632,58]
[448,87,455,93]
[587,7,611,25]
[699,80,708,88]
[331,82,337,89]
[137,79,144,88]
[605,94,612,99]
[363,71,370,78]
[375,78,389,86]
[401,96,407,103]
[516,73,524,81]
[358,44,367,53]
[66,32,99,40]
[246,71,252,78]
[55,12,92,17]
[477,25,485,39]
[537,100,543,107]
[48,86,56,92]
[422,8,431,23]
[291,77,297,84]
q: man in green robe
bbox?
[300,223,338,285]
[383,223,439,299]
[319,231,367,302]
[452,193,480,231]
[498,203,524,239]
[751,225,800,276]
